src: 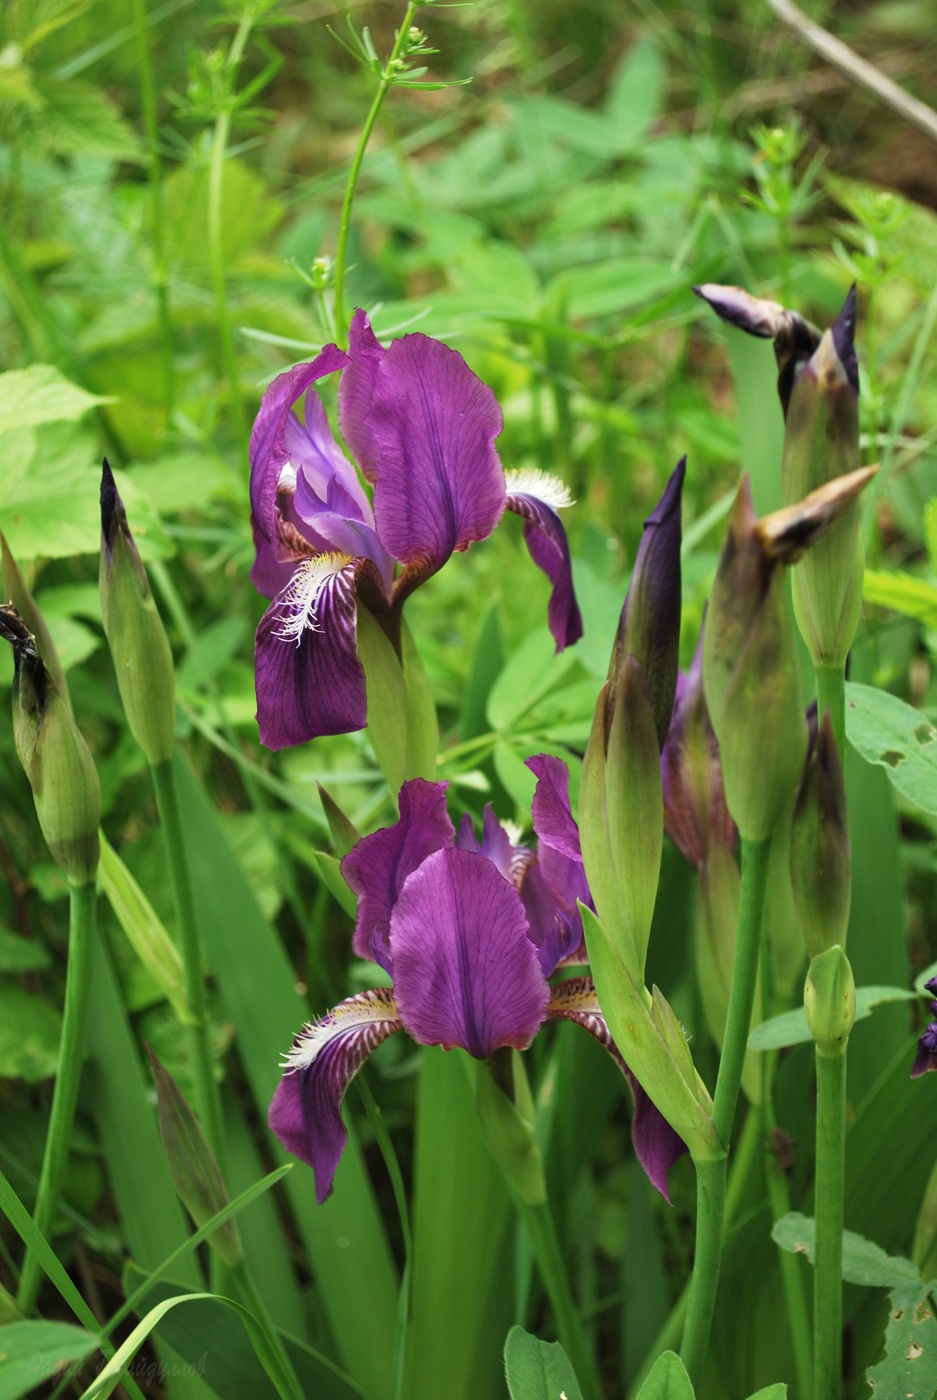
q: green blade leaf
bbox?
[0,1320,99,1400]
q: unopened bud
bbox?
[804,947,855,1056]
[100,461,175,766]
[791,711,850,957]
[148,1048,242,1267]
[694,283,821,415]
[0,606,100,884]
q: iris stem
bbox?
[17,880,97,1314]
[514,1195,604,1400]
[131,0,173,412]
[815,664,846,759]
[680,835,772,1384]
[814,1047,847,1400]
[332,2,422,346]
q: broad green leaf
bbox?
[0,928,50,973]
[845,682,937,814]
[549,259,680,321]
[504,1325,584,1400]
[487,628,579,732]
[633,1349,694,1399]
[0,365,110,433]
[748,985,917,1051]
[0,987,62,1081]
[163,158,282,270]
[772,1213,920,1288]
[31,76,141,162]
[605,36,665,151]
[0,1319,99,1400]
[864,568,937,627]
[99,834,190,1023]
[865,1282,937,1397]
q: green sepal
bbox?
[579,686,639,977]
[356,607,438,802]
[147,1046,243,1268]
[582,904,722,1162]
[316,782,362,856]
[99,831,191,1023]
[475,1050,547,1207]
[804,946,856,1057]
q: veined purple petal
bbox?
[286,391,375,524]
[547,977,688,1201]
[390,847,550,1059]
[342,779,455,974]
[250,344,350,543]
[339,309,386,484]
[505,471,582,651]
[269,987,402,1204]
[527,754,583,863]
[254,555,366,749]
[369,334,507,581]
[249,514,300,601]
[455,804,516,882]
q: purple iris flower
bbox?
[269,756,686,1203]
[912,977,937,1078]
[250,311,583,749]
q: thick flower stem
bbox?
[514,1195,604,1400]
[814,1047,847,1400]
[815,664,846,759]
[681,836,772,1383]
[150,759,226,1173]
[17,879,97,1314]
[332,2,422,346]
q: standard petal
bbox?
[390,847,550,1059]
[526,754,583,863]
[254,556,366,749]
[286,390,375,523]
[369,334,507,582]
[269,988,402,1203]
[547,977,688,1201]
[250,344,350,542]
[338,308,386,484]
[505,472,582,651]
[341,779,455,974]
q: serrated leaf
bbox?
[0,366,110,433]
[503,1325,584,1400]
[31,75,142,162]
[0,1319,99,1400]
[0,987,63,1082]
[845,682,937,814]
[748,985,917,1050]
[866,1282,937,1397]
[634,1349,694,1399]
[772,1213,920,1287]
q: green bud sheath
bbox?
[476,1049,547,1207]
[580,683,641,979]
[1,606,100,884]
[791,711,851,957]
[100,461,176,766]
[147,1047,242,1268]
[804,947,856,1056]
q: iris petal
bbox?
[390,847,550,1059]
[506,477,582,651]
[254,556,366,748]
[342,779,455,974]
[338,308,386,484]
[547,977,688,1201]
[269,987,402,1204]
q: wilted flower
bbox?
[269,760,685,1203]
[251,311,582,749]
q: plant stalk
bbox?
[680,836,772,1382]
[815,664,846,759]
[17,880,97,1314]
[814,1048,847,1400]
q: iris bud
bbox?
[694,283,821,416]
[100,461,176,766]
[782,289,864,670]
[0,607,100,885]
[790,711,851,957]
[148,1048,242,1267]
[804,946,856,1057]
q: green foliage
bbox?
[504,1324,584,1400]
[846,681,937,814]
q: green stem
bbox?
[681,836,772,1383]
[763,1067,814,1398]
[515,1195,604,1400]
[131,0,174,412]
[332,3,421,346]
[814,1048,847,1400]
[815,664,846,760]
[150,759,226,1171]
[17,880,97,1314]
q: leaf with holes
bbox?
[845,682,937,815]
[866,1282,937,1397]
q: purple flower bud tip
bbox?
[831,285,859,398]
[925,977,937,999]
[693,283,779,339]
[646,455,686,529]
[913,1022,937,1078]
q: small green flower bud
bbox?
[791,711,851,957]
[476,1048,546,1207]
[0,606,100,885]
[99,461,175,766]
[782,290,865,668]
[804,946,855,1056]
[147,1047,242,1268]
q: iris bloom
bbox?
[250,311,582,749]
[269,756,686,1202]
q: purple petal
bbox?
[831,284,859,397]
[341,779,455,974]
[912,1023,937,1079]
[286,391,375,524]
[369,334,507,582]
[338,309,386,484]
[693,283,785,339]
[269,988,401,1203]
[390,847,550,1059]
[661,629,736,867]
[526,754,583,863]
[547,977,688,1201]
[506,485,583,651]
[254,556,366,749]
[453,805,516,882]
[250,344,350,542]
[249,514,300,601]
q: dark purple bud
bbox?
[694,283,822,417]
[912,1023,937,1079]
[830,285,859,398]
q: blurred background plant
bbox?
[2,0,937,1396]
